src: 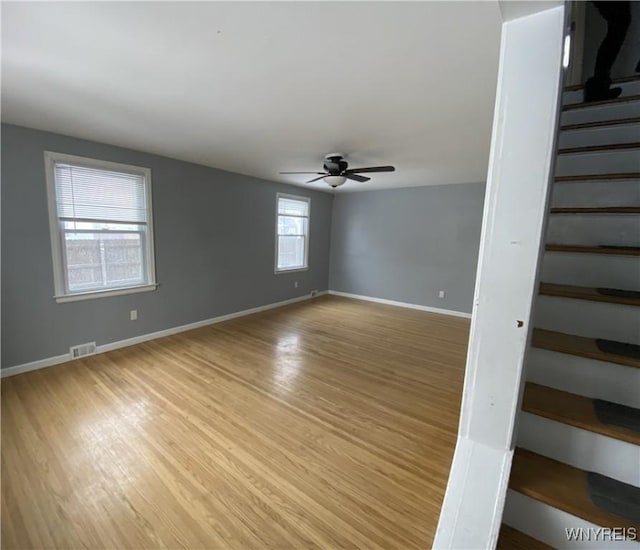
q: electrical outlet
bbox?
[130,309,138,321]
[438,290,445,298]
[294,281,299,288]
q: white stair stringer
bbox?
[517,412,640,486]
[540,252,640,290]
[503,490,640,549]
[527,348,640,408]
[535,295,640,344]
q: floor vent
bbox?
[70,342,97,359]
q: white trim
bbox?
[44,151,66,296]
[433,438,513,550]
[1,291,327,378]
[43,151,157,301]
[274,267,309,274]
[275,192,310,274]
[1,353,77,379]
[54,283,158,303]
[327,290,472,319]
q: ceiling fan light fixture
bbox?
[280,155,395,187]
[323,175,346,188]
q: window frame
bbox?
[274,192,311,274]
[44,151,157,303]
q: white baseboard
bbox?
[1,291,327,378]
[2,352,75,379]
[328,290,472,319]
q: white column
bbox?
[433,5,565,549]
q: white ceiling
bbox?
[1,2,503,193]
[499,0,563,22]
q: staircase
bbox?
[499,76,640,549]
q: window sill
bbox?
[54,283,158,303]
[275,267,309,274]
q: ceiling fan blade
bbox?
[280,171,325,175]
[344,165,396,174]
[306,175,328,183]
[344,173,370,183]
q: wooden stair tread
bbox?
[497,525,552,550]
[550,206,640,214]
[510,449,640,531]
[532,329,640,369]
[559,142,640,155]
[565,75,640,91]
[561,116,640,131]
[545,244,640,256]
[555,172,640,183]
[563,94,640,111]
[523,382,640,445]
[539,282,640,306]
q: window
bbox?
[44,152,156,302]
[276,194,310,272]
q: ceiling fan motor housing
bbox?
[323,155,348,175]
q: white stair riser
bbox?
[546,214,640,247]
[551,181,640,208]
[561,101,640,126]
[559,124,640,148]
[517,413,640,486]
[503,490,640,549]
[535,296,640,344]
[540,253,640,289]
[527,348,640,408]
[563,80,640,104]
[556,150,640,176]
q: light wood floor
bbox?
[2,295,470,549]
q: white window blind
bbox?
[45,152,156,302]
[54,164,147,223]
[276,194,310,272]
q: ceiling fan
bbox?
[280,153,395,188]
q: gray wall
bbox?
[329,183,485,314]
[1,124,333,368]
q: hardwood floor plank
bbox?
[497,525,553,550]
[2,295,470,549]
